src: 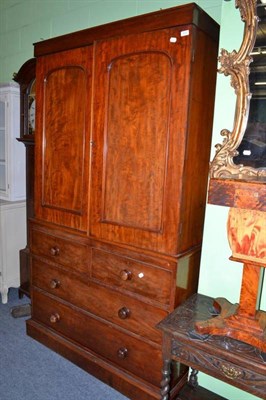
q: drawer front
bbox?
[172,341,266,397]
[32,289,163,386]
[32,258,166,344]
[91,248,172,304]
[31,227,89,274]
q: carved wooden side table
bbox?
[157,293,266,400]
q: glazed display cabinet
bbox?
[0,82,25,201]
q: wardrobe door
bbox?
[34,47,92,232]
[90,27,193,254]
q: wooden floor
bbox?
[177,384,228,400]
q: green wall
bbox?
[0,1,264,399]
[0,0,221,82]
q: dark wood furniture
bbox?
[26,4,219,400]
[13,58,36,299]
[157,293,266,400]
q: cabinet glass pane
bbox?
[0,99,5,129]
[0,100,5,161]
[0,130,5,161]
[0,164,6,192]
[0,84,24,201]
[0,99,6,192]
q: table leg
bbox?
[188,368,199,388]
[160,358,171,400]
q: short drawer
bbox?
[31,288,163,386]
[30,227,89,274]
[32,258,167,344]
[91,248,172,304]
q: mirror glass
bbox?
[234,0,266,170]
[28,79,36,135]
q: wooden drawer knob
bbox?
[50,246,60,256]
[118,307,131,319]
[117,347,128,359]
[120,269,132,281]
[49,313,60,323]
[50,279,61,289]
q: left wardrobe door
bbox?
[34,47,93,232]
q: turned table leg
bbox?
[160,359,171,400]
[160,334,172,400]
[188,368,199,388]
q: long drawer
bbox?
[91,248,172,305]
[31,288,163,386]
[30,226,90,274]
[32,258,167,344]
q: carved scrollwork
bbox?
[210,0,266,179]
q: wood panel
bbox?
[177,28,218,253]
[90,26,193,254]
[102,51,171,232]
[42,66,85,213]
[34,47,92,231]
[208,177,266,210]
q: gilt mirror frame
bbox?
[210,0,266,179]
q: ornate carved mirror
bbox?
[210,0,266,179]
